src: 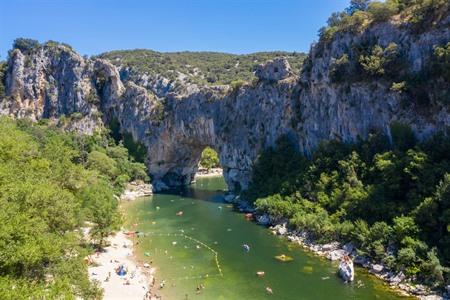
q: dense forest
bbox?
[246,123,450,288]
[0,117,148,299]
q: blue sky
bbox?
[0,0,349,59]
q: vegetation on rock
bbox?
[317,0,450,108]
[99,50,306,86]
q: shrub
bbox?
[199,146,220,170]
[390,122,415,151]
[86,89,100,104]
[12,38,40,53]
[346,0,371,15]
[87,150,120,179]
[368,1,399,22]
[433,42,450,82]
[390,81,406,93]
[359,43,399,77]
[329,54,352,82]
[230,79,246,92]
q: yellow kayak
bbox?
[275,254,294,262]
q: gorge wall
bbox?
[1,13,449,192]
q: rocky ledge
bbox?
[120,181,153,201]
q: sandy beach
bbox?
[194,167,223,178]
[87,231,158,300]
[86,182,159,300]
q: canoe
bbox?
[275,254,294,262]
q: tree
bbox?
[199,146,220,170]
[346,0,371,15]
[368,1,399,22]
[82,180,120,247]
[87,150,119,179]
[12,38,40,53]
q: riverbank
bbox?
[223,193,447,300]
[195,167,223,178]
[120,181,153,201]
[87,182,159,300]
[87,231,157,300]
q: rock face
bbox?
[1,14,449,191]
[255,57,293,81]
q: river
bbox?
[123,176,409,300]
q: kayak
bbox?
[275,254,294,262]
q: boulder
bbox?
[354,255,370,267]
[276,223,288,235]
[388,271,405,285]
[256,214,271,226]
[223,194,236,203]
[419,295,443,300]
[342,242,354,254]
[327,249,346,261]
[322,242,339,251]
[255,57,293,81]
[370,264,384,274]
[338,259,355,282]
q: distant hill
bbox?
[98,50,306,86]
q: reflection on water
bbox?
[124,177,409,300]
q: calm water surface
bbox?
[124,177,409,300]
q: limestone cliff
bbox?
[1,12,449,191]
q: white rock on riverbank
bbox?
[338,258,355,282]
[120,181,153,201]
[262,219,445,298]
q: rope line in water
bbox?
[136,231,223,278]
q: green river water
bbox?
[123,176,409,300]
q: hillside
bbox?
[98,50,306,86]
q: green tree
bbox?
[199,146,220,170]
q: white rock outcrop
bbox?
[338,258,355,282]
